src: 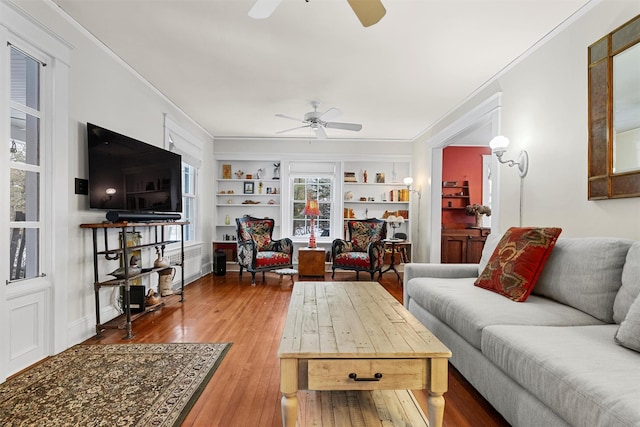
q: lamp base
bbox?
[308,218,317,248]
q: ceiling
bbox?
[51,0,591,142]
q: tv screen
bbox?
[87,123,182,213]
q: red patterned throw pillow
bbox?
[474,227,562,302]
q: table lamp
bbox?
[302,199,321,248]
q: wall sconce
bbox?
[403,177,422,200]
[302,199,321,248]
[489,136,529,177]
[102,188,117,208]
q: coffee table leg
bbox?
[427,358,448,427]
[280,358,298,427]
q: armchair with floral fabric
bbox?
[331,218,387,280]
[236,215,293,285]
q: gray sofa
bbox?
[404,235,640,427]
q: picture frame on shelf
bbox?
[244,181,255,194]
[222,164,232,179]
[376,173,385,183]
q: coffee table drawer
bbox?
[308,359,425,390]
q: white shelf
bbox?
[344,201,408,204]
[343,182,407,186]
[216,204,280,207]
[217,178,280,183]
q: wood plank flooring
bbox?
[83,271,510,427]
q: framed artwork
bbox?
[376,173,385,183]
[244,181,255,194]
[222,164,232,179]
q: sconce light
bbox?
[102,188,117,208]
[302,199,321,248]
[403,177,422,200]
[489,136,529,177]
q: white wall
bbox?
[422,0,640,241]
[11,0,214,345]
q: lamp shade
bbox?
[302,199,321,216]
[489,135,510,151]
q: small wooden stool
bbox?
[273,268,298,285]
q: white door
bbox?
[1,2,70,382]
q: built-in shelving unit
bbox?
[215,160,282,243]
[342,161,412,238]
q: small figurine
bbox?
[235,170,244,179]
[257,168,263,179]
[109,255,141,279]
[273,163,280,180]
[363,170,368,183]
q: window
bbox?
[9,46,43,282]
[289,162,337,242]
[181,163,196,241]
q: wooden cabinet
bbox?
[441,228,490,264]
[80,221,187,338]
[298,247,326,278]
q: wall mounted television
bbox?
[87,122,182,213]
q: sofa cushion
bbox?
[475,227,562,302]
[613,242,640,324]
[615,294,640,352]
[533,238,634,323]
[405,278,603,349]
[482,324,640,427]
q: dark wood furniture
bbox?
[298,247,326,278]
[441,227,490,264]
[80,221,187,339]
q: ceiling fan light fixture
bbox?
[347,0,386,27]
[248,0,282,19]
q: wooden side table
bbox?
[298,247,326,278]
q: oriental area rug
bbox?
[0,342,231,427]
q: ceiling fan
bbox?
[275,102,363,139]
[249,0,386,28]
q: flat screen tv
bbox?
[87,122,182,213]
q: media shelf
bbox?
[80,220,188,339]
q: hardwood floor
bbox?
[84,270,510,427]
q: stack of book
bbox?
[344,172,357,182]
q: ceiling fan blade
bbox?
[275,113,305,123]
[248,0,282,19]
[347,0,386,27]
[314,126,328,139]
[276,125,310,134]
[325,122,363,132]
[319,107,342,121]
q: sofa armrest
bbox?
[403,263,479,306]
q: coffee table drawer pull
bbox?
[349,372,383,382]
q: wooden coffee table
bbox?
[277,281,452,427]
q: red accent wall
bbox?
[442,146,491,228]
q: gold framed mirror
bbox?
[588,14,640,199]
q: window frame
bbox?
[287,162,339,245]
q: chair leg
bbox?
[262,272,266,283]
[332,268,335,279]
[370,272,375,280]
[238,266,243,277]
[356,271,359,280]
[251,272,256,286]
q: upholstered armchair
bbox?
[331,218,387,280]
[236,215,293,285]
